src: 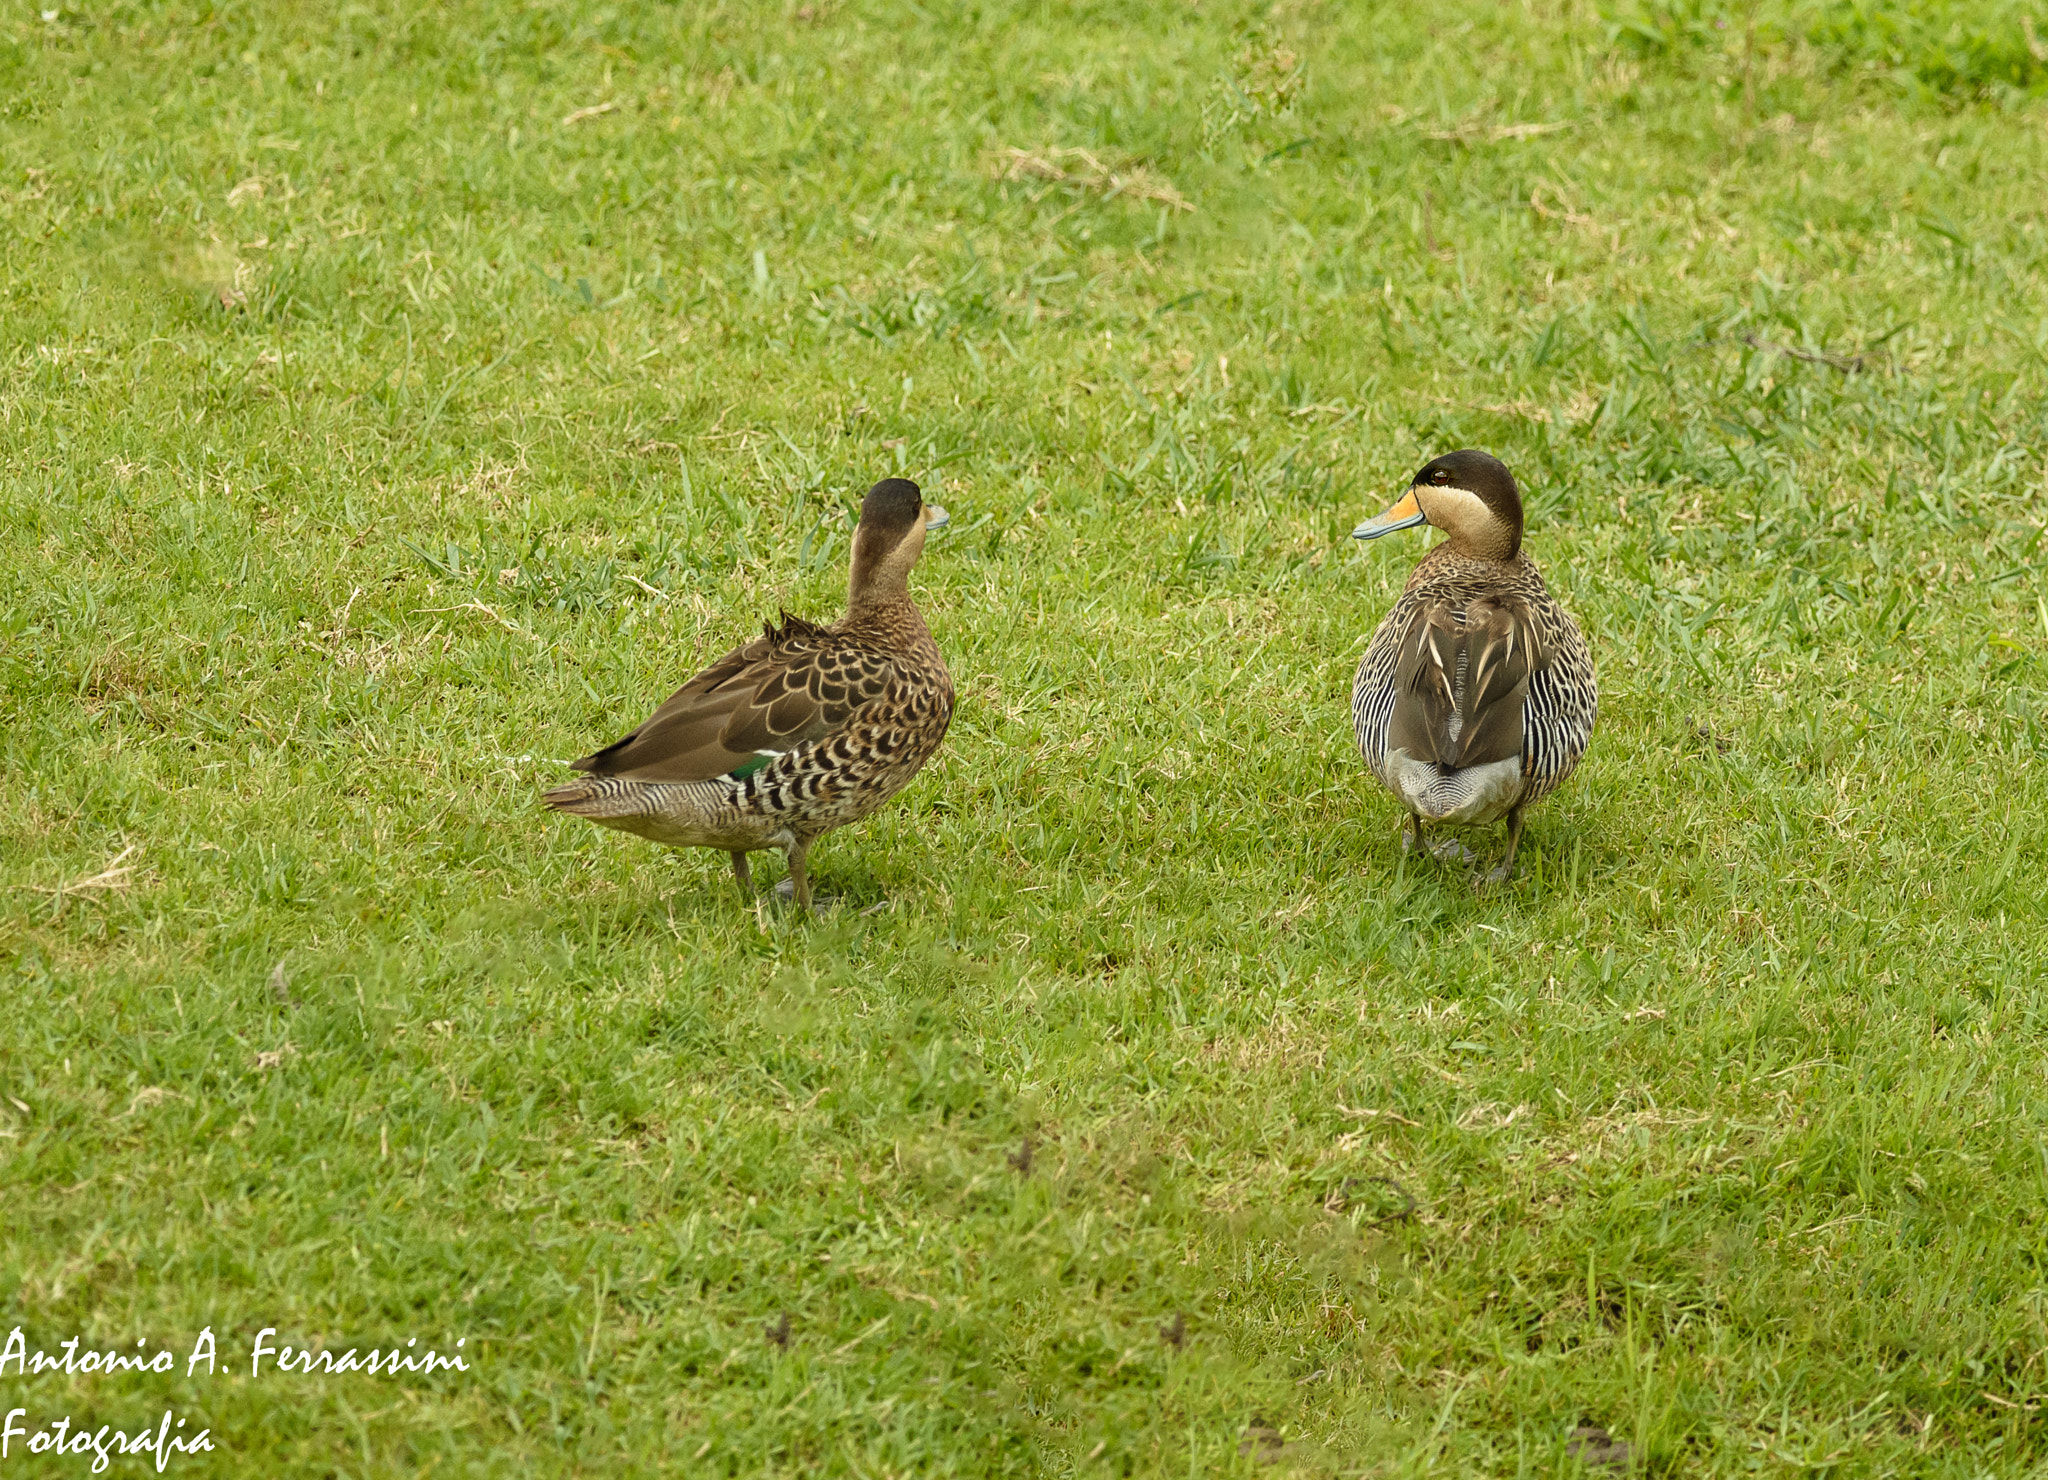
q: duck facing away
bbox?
[544,477,954,909]
[1350,450,1595,885]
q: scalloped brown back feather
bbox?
[1386,595,1543,771]
[569,611,906,783]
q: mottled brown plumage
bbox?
[568,612,904,783]
[543,478,954,909]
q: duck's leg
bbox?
[783,838,813,912]
[1404,812,1476,866]
[1476,807,1525,889]
[730,850,754,896]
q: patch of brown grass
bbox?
[990,147,1194,213]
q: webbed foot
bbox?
[1403,816,1477,866]
[772,876,837,910]
[1473,860,1514,891]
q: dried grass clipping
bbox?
[990,147,1194,213]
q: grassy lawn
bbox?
[5,0,2048,1473]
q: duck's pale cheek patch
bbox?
[1421,486,1493,541]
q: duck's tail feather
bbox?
[543,776,660,819]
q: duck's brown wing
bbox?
[1386,596,1543,770]
[570,614,896,782]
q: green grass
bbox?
[5,0,2048,1473]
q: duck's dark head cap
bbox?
[857,478,925,539]
[1413,450,1519,509]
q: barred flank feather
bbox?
[542,777,648,817]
